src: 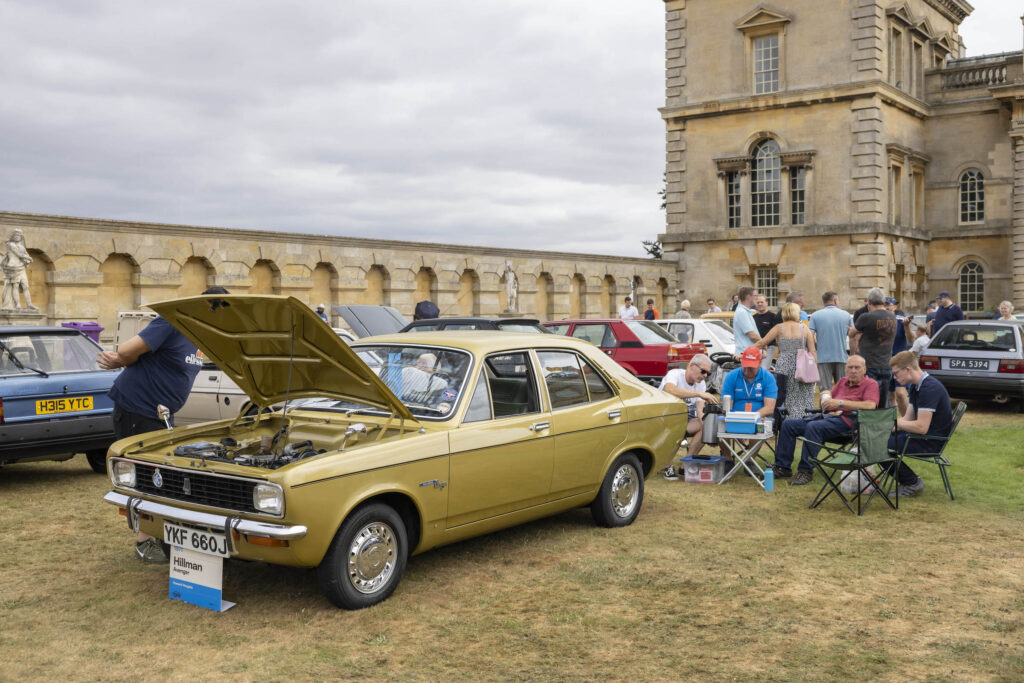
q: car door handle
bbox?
[530,421,550,432]
[699,339,711,343]
[607,410,621,420]
[208,375,218,381]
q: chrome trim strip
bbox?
[103,491,307,540]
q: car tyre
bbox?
[317,502,408,610]
[85,449,108,474]
[591,452,644,528]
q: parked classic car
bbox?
[654,318,735,357]
[541,318,706,385]
[102,295,686,609]
[918,320,1024,409]
[1,326,118,472]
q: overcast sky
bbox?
[1,2,1020,258]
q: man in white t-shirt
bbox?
[910,325,930,357]
[658,354,718,465]
[618,296,639,320]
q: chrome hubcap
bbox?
[346,522,397,594]
[610,463,640,518]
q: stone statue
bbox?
[503,262,519,312]
[629,279,637,304]
[1,229,38,312]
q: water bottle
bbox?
[764,467,774,491]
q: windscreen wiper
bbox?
[0,340,48,377]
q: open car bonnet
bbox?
[147,295,415,421]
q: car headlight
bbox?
[111,460,136,488]
[253,482,284,515]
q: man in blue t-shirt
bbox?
[885,350,954,499]
[809,290,853,390]
[97,286,228,563]
[720,347,778,463]
[732,286,760,355]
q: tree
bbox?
[658,173,667,211]
[641,240,662,259]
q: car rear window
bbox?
[497,322,548,333]
[1,332,101,376]
[624,321,678,344]
[930,325,1018,352]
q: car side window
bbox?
[537,351,588,409]
[463,371,493,423]
[484,351,540,418]
[444,324,479,330]
[545,324,571,336]
[580,357,614,402]
[571,324,616,348]
[668,323,693,343]
[411,323,442,331]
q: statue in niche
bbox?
[1,229,38,312]
[503,262,519,312]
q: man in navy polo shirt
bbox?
[97,286,229,562]
[885,350,954,498]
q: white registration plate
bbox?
[163,522,230,558]
[948,358,988,370]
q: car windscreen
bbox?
[624,320,679,344]
[497,322,550,333]
[705,320,736,345]
[0,332,101,376]
[291,344,473,420]
[930,325,1018,352]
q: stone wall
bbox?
[0,211,677,342]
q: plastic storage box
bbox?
[680,455,727,483]
[724,410,759,434]
[61,321,104,343]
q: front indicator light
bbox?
[253,482,284,515]
[111,461,136,488]
[244,535,289,548]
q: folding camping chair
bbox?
[801,407,898,516]
[889,401,967,504]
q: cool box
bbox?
[724,410,759,434]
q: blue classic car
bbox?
[0,326,119,472]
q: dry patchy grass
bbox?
[1,400,1022,681]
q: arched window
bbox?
[958,262,984,312]
[751,139,781,227]
[959,170,984,224]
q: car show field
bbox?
[1,401,1021,680]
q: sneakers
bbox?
[772,465,793,479]
[896,477,926,498]
[663,466,680,481]
[790,470,814,486]
[135,537,170,564]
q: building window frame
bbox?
[958,262,984,312]
[959,169,985,225]
[790,167,806,226]
[735,8,791,95]
[755,267,779,307]
[726,171,742,228]
[751,139,782,227]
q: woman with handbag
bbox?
[755,302,818,416]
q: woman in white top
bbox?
[997,300,1015,321]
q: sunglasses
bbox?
[696,366,711,376]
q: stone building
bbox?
[0,211,677,342]
[660,0,1024,314]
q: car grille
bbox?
[133,463,259,514]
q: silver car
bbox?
[919,320,1024,408]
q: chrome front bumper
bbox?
[103,491,308,540]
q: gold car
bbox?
[103,295,687,609]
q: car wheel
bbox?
[591,452,644,528]
[317,503,408,610]
[85,449,108,474]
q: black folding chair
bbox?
[801,407,898,516]
[889,401,967,504]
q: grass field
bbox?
[1,399,1022,681]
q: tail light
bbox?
[0,397,4,424]
[998,360,1024,374]
[667,346,679,361]
[919,356,940,370]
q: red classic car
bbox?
[542,319,706,385]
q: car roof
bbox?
[941,320,1023,326]
[0,326,87,335]
[408,317,542,324]
[355,330,598,354]
[544,319,634,324]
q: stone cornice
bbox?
[659,222,932,246]
[661,81,932,122]
[0,211,660,267]
[923,0,972,24]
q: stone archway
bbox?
[535,272,553,320]
[312,263,337,310]
[601,275,616,317]
[26,249,53,316]
[250,260,280,294]
[569,274,586,318]
[415,267,438,305]
[98,254,138,336]
[364,265,389,305]
[457,269,480,315]
[179,256,214,296]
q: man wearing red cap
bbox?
[719,347,778,462]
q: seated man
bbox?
[771,354,880,487]
[658,354,718,475]
[400,352,448,403]
[884,350,954,498]
[719,347,778,463]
